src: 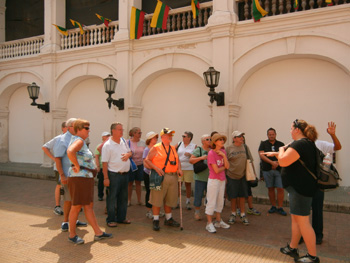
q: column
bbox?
[0,0,5,43]
[128,106,143,132]
[208,0,236,26]
[115,0,141,40]
[0,110,9,162]
[41,0,66,53]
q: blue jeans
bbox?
[194,180,207,207]
[106,171,129,223]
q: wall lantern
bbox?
[27,82,50,112]
[103,74,124,110]
[203,67,225,106]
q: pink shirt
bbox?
[128,140,146,165]
[207,149,227,181]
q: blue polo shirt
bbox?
[53,131,73,177]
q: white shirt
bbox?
[101,137,131,173]
[315,140,334,162]
[177,142,196,170]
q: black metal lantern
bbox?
[27,82,50,112]
[203,67,225,106]
[103,74,124,110]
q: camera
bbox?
[60,187,65,195]
[170,160,176,165]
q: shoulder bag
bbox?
[193,147,208,174]
[244,144,258,187]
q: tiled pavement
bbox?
[0,174,349,263]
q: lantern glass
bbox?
[203,67,220,88]
[27,82,40,100]
[103,74,118,94]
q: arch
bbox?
[0,71,43,109]
[55,62,116,109]
[232,34,350,102]
[132,51,212,105]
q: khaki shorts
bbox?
[62,183,71,202]
[180,170,194,183]
[150,173,178,208]
[54,170,61,185]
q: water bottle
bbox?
[322,153,332,171]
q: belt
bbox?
[109,171,128,175]
[165,172,177,176]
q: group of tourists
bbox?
[43,118,342,263]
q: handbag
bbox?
[244,144,258,187]
[193,147,208,174]
[123,138,138,172]
[299,147,341,192]
[149,143,172,191]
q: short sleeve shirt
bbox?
[258,140,285,171]
[226,144,247,180]
[281,138,318,197]
[128,139,146,166]
[207,149,227,181]
[143,147,151,175]
[101,137,131,173]
[192,146,209,182]
[43,134,61,171]
[53,131,73,177]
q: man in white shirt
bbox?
[102,122,132,227]
[313,122,342,245]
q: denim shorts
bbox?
[128,164,144,182]
[286,186,312,216]
[226,176,248,199]
[262,170,283,188]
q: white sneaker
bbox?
[214,219,230,229]
[145,210,153,219]
[206,223,216,233]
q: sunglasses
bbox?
[293,119,299,129]
[182,135,187,138]
[235,135,243,138]
[205,138,211,141]
[83,127,90,130]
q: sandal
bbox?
[107,222,118,227]
[118,219,131,224]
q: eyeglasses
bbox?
[83,127,90,130]
[182,135,187,138]
[235,135,243,138]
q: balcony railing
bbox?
[0,35,44,59]
[61,21,118,50]
[143,1,213,37]
[237,0,350,21]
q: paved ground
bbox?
[0,174,349,263]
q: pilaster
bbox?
[0,110,9,162]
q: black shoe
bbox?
[299,237,304,244]
[316,236,323,245]
[153,220,160,231]
[294,254,320,263]
[280,243,299,259]
[164,217,180,227]
[76,220,87,227]
[98,197,103,201]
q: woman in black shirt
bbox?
[264,119,319,263]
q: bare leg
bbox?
[277,188,284,208]
[164,205,172,214]
[55,185,60,206]
[230,198,237,213]
[293,214,317,256]
[268,187,276,207]
[247,195,253,209]
[240,197,246,214]
[185,182,191,199]
[152,206,160,216]
[83,202,103,236]
[206,214,213,224]
[63,200,72,222]
[68,204,81,238]
[135,181,142,203]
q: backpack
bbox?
[299,147,341,192]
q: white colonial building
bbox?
[0,0,349,185]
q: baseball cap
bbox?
[101,131,110,137]
[160,128,175,137]
[232,130,245,138]
[146,131,158,141]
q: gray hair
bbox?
[66,118,77,127]
[201,134,210,142]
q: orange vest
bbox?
[152,142,179,173]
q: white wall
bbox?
[9,86,44,163]
[237,58,350,185]
[140,70,212,146]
